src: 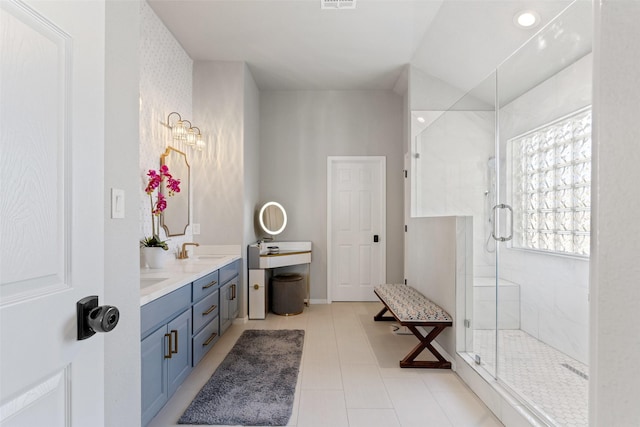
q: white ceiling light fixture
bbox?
[321,0,356,10]
[514,10,540,29]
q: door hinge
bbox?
[404,169,407,178]
[404,225,407,232]
[464,319,471,328]
[404,278,407,285]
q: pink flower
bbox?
[152,193,167,215]
[166,177,181,195]
[144,165,182,238]
[145,172,162,194]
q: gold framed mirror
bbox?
[160,146,190,236]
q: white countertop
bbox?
[140,245,241,306]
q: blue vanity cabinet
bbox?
[191,270,220,366]
[141,286,192,426]
[219,260,240,335]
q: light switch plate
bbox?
[192,223,201,235]
[111,188,125,219]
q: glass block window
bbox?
[511,107,591,256]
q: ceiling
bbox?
[148,0,574,93]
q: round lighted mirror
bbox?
[259,202,287,236]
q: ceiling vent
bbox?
[321,0,356,10]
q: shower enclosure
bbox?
[412,2,592,425]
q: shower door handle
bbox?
[491,204,513,242]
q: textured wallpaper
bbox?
[139,1,194,255]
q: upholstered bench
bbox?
[373,283,453,369]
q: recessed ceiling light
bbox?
[416,116,426,123]
[514,10,540,29]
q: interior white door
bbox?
[328,157,386,301]
[1,1,105,425]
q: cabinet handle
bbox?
[231,284,236,300]
[203,280,217,289]
[170,330,178,354]
[203,332,217,346]
[254,284,259,290]
[202,304,217,316]
[164,333,172,359]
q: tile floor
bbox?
[148,302,503,427]
[472,330,588,427]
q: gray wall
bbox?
[259,90,404,300]
[104,1,141,425]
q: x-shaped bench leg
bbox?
[400,325,452,369]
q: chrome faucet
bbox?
[178,242,199,259]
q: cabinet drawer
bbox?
[192,270,219,302]
[141,286,191,338]
[220,259,240,285]
[192,317,219,366]
[192,290,219,334]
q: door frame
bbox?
[327,156,386,303]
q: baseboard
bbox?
[433,340,456,371]
[309,299,328,304]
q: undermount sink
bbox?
[140,277,168,288]
[194,254,226,260]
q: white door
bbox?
[1,1,105,425]
[328,157,386,301]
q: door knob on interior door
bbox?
[77,296,120,340]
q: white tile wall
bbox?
[497,54,592,364]
[473,278,520,330]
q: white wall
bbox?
[193,61,260,318]
[409,65,469,112]
[405,216,458,356]
[499,53,592,364]
[591,1,640,424]
[192,61,245,245]
[139,1,193,257]
[259,90,404,300]
[104,2,141,425]
[242,64,261,318]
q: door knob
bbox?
[77,296,120,340]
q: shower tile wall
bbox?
[473,278,519,330]
[414,110,495,277]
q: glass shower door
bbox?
[494,1,592,425]
[411,71,498,377]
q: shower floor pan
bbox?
[473,329,588,427]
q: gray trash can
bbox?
[271,273,305,316]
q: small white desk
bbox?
[247,241,312,319]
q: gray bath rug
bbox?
[178,329,304,426]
